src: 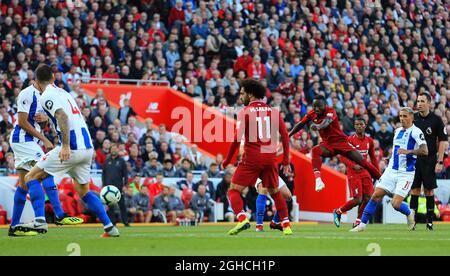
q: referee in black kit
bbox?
[410,92,448,230]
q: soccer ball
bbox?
[100,185,121,205]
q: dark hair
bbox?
[240,79,266,99]
[35,64,53,83]
[418,92,432,102]
[182,158,191,164]
[163,159,173,164]
[314,95,326,103]
[354,116,366,124]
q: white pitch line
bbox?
[121,232,450,242]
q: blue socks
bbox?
[82,192,112,228]
[27,180,45,220]
[361,199,378,224]
[11,187,28,227]
[42,176,65,219]
[362,199,411,225]
[272,211,281,223]
[395,202,411,216]
[256,194,267,225]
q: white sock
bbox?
[104,223,113,230]
[35,217,46,222]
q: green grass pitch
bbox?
[1,223,450,256]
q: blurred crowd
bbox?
[0,0,449,222]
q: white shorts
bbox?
[10,142,45,171]
[37,146,94,184]
[255,176,286,189]
[376,169,414,198]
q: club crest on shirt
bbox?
[444,127,448,135]
[45,100,53,110]
[426,127,432,135]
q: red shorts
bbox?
[232,160,279,189]
[321,140,355,155]
[348,176,374,198]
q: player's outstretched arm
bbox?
[223,110,246,168]
[289,121,306,137]
[278,114,290,166]
[54,108,71,161]
[368,139,380,171]
[289,112,312,137]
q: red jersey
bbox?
[301,107,347,142]
[224,100,290,166]
[339,134,378,178]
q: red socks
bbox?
[312,146,323,173]
[314,170,321,179]
[227,189,246,222]
[271,191,289,226]
[339,200,358,213]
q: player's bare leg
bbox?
[311,145,333,192]
[73,179,119,237]
[334,196,362,228]
[227,183,251,235]
[344,150,381,180]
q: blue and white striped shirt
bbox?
[388,125,427,173]
[11,85,45,144]
[40,84,93,151]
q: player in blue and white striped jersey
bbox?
[22,64,118,238]
[9,81,83,237]
[351,107,428,232]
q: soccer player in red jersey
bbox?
[333,117,379,228]
[289,95,381,192]
[222,79,292,235]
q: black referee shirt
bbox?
[414,112,447,158]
